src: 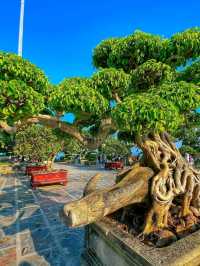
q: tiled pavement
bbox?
[0,163,116,266]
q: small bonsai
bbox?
[14,124,63,169]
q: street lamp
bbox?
[18,0,25,57]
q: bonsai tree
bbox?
[1,29,200,242]
[14,124,63,168]
[1,29,200,150]
[61,28,200,244]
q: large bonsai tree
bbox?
[1,28,200,243]
[1,29,199,151]
[61,28,200,244]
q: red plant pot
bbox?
[105,161,124,170]
[31,169,68,189]
[26,165,48,175]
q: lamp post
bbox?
[18,0,25,57]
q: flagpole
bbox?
[18,0,25,57]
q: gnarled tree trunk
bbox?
[139,132,200,235]
[60,165,154,227]
[61,132,200,239]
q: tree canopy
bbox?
[0,52,47,124]
[0,27,200,148]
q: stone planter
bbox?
[26,165,48,175]
[31,169,68,188]
[82,217,200,266]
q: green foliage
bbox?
[0,80,44,122]
[1,27,200,148]
[176,112,200,155]
[150,81,200,112]
[100,136,131,159]
[49,77,109,115]
[93,28,200,72]
[109,31,166,72]
[0,53,49,123]
[178,60,200,84]
[117,131,135,143]
[0,131,14,151]
[64,137,85,157]
[167,27,200,66]
[94,30,167,71]
[0,52,49,94]
[92,68,131,99]
[53,128,86,157]
[93,38,119,68]
[92,28,200,137]
[112,95,184,135]
[14,124,62,163]
[130,60,174,92]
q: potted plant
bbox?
[14,124,68,187]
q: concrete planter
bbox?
[82,217,200,266]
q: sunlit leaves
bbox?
[112,94,184,135]
[0,52,49,94]
[93,30,167,71]
[93,38,119,68]
[151,81,200,112]
[177,60,200,84]
[49,77,109,115]
[167,27,200,67]
[0,80,44,122]
[92,68,131,99]
[130,59,174,92]
[93,28,200,72]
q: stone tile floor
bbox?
[0,163,116,266]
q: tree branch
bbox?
[85,117,115,149]
[113,92,122,103]
[0,114,114,150]
[0,121,16,134]
[27,114,86,145]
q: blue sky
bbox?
[0,0,199,84]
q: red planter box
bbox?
[31,170,68,189]
[26,165,48,175]
[105,161,124,170]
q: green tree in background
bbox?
[100,136,131,160]
[0,131,14,152]
[14,124,62,168]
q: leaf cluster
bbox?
[49,77,109,116]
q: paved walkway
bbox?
[0,163,116,266]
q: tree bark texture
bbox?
[0,115,114,150]
[61,132,200,238]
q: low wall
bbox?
[82,217,200,266]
